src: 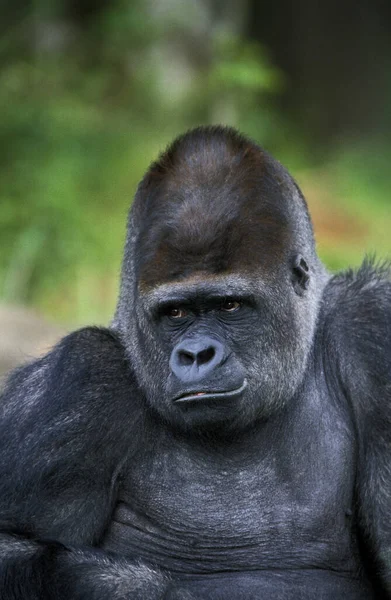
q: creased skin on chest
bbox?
[101,388,359,575]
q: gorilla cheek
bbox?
[133,323,168,404]
[237,322,304,419]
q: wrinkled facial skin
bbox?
[137,272,312,433]
[116,127,325,433]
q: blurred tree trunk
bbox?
[248,0,391,143]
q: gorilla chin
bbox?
[172,381,249,427]
[162,382,269,435]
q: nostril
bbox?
[197,346,215,366]
[178,350,195,367]
[170,337,224,382]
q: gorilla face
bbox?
[115,127,326,432]
[138,269,312,432]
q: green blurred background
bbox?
[0,0,390,327]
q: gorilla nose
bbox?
[170,337,225,383]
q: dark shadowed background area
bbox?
[0,0,390,372]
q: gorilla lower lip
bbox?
[174,380,247,404]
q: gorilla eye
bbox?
[220,299,241,312]
[168,307,188,319]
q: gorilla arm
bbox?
[328,260,391,596]
[0,328,168,600]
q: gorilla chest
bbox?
[102,426,356,572]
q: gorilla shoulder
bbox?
[321,258,391,413]
[1,326,131,405]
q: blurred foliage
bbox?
[0,0,389,325]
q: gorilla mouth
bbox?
[173,380,247,404]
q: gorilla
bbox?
[0,126,390,600]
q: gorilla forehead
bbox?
[135,127,303,289]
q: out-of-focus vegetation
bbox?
[0,0,390,326]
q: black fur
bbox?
[0,127,389,599]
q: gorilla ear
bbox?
[291,254,310,296]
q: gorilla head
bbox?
[113,126,328,432]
